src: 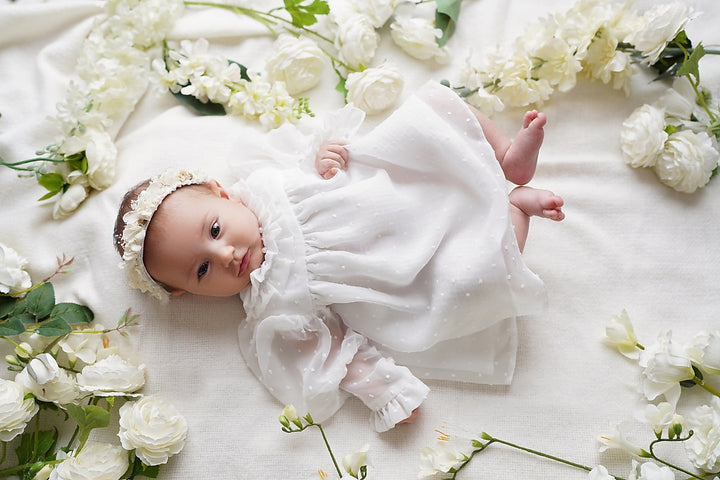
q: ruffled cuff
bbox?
[339,341,430,432]
[373,375,429,433]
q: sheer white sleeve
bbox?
[340,342,430,432]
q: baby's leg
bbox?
[509,186,564,252]
[473,108,546,185]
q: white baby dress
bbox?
[231,81,547,432]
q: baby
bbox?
[114,81,563,432]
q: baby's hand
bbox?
[399,408,420,425]
[315,141,348,179]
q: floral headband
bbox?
[120,168,210,301]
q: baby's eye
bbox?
[198,261,209,278]
[210,221,220,238]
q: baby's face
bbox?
[144,183,264,297]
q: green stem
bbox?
[648,436,705,480]
[0,459,63,477]
[0,156,64,172]
[0,442,6,467]
[694,375,720,399]
[485,435,596,474]
[315,423,342,478]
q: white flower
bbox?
[390,17,450,63]
[686,330,720,375]
[598,422,646,457]
[15,354,80,405]
[342,443,369,478]
[0,242,32,295]
[628,2,694,65]
[653,129,718,194]
[684,397,720,472]
[77,354,146,396]
[531,37,581,92]
[0,378,39,442]
[34,464,53,480]
[605,309,640,359]
[49,441,128,480]
[656,77,699,121]
[627,459,675,480]
[53,183,89,220]
[282,404,300,423]
[265,35,325,95]
[638,330,694,405]
[354,0,396,28]
[620,104,668,168]
[640,402,678,436]
[58,327,105,366]
[335,14,379,70]
[582,27,633,94]
[588,465,615,480]
[118,395,188,466]
[346,64,404,115]
[418,441,467,478]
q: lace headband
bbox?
[119,168,210,301]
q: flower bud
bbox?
[15,342,33,359]
[278,415,290,428]
[5,355,20,366]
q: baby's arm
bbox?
[340,341,429,432]
[315,141,348,179]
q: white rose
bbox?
[390,17,450,63]
[638,330,694,405]
[620,104,668,168]
[0,378,39,441]
[653,129,718,194]
[686,330,720,374]
[16,354,80,404]
[346,64,404,115]
[627,459,675,480]
[684,398,720,472]
[605,309,640,359]
[266,34,325,95]
[628,2,694,65]
[0,242,32,295]
[335,14,379,70]
[118,395,188,466]
[53,183,89,220]
[77,354,146,395]
[355,0,395,28]
[50,441,129,480]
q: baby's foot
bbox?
[502,111,546,185]
[509,185,564,221]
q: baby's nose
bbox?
[218,245,235,266]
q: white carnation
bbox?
[346,64,404,115]
[628,2,694,65]
[684,398,720,472]
[50,441,128,480]
[620,104,668,168]
[77,354,146,395]
[653,129,718,194]
[0,243,32,295]
[390,17,450,63]
[118,396,188,466]
[0,378,38,442]
[266,34,325,95]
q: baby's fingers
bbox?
[317,158,343,179]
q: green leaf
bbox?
[0,315,26,335]
[51,302,94,325]
[228,60,251,81]
[171,91,227,116]
[435,0,462,47]
[36,317,72,337]
[0,295,15,318]
[283,0,329,27]
[677,42,705,82]
[38,173,65,194]
[25,282,55,319]
[130,457,161,479]
[66,404,111,451]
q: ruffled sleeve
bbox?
[340,342,430,432]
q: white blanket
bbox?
[1,0,719,478]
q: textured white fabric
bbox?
[234,83,545,431]
[2,0,720,478]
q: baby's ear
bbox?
[170,289,186,297]
[208,180,230,199]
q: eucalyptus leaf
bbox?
[36,317,72,337]
[0,315,26,335]
[435,0,462,47]
[51,302,94,325]
[26,282,55,319]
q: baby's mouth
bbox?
[238,250,250,277]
